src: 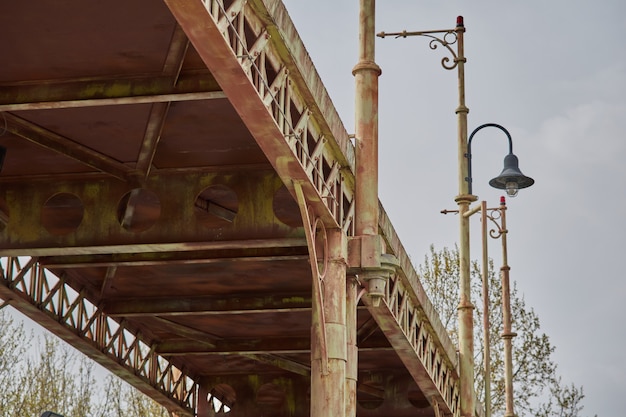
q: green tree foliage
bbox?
[418,245,595,417]
[535,377,593,417]
[96,374,170,417]
[0,308,170,417]
[15,334,98,416]
[0,309,32,414]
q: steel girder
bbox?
[0,256,198,416]
[0,0,462,415]
[161,1,461,415]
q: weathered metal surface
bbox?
[0,257,197,416]
[0,74,225,111]
[353,0,382,238]
[163,0,356,231]
[492,199,516,417]
[0,169,297,251]
[0,1,463,416]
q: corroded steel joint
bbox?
[351,60,382,76]
[347,235,399,307]
[359,253,400,307]
[455,193,478,205]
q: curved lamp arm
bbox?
[466,123,534,196]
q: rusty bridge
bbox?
[0,1,463,416]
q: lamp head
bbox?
[489,153,534,197]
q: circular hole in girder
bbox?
[41,192,84,236]
[272,184,302,228]
[207,383,235,414]
[117,188,161,232]
[195,184,238,228]
[256,383,286,411]
[357,380,384,410]
[408,388,431,408]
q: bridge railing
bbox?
[0,257,197,416]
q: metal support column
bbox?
[353,0,381,238]
[481,201,492,417]
[311,228,348,417]
[346,276,360,417]
[498,199,517,417]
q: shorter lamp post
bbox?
[488,196,517,417]
[444,123,534,417]
[478,196,516,417]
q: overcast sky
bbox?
[5,2,623,416]
[283,1,625,416]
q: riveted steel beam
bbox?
[37,247,308,267]
[0,72,224,111]
[0,257,196,416]
[156,336,394,357]
[135,23,191,180]
[157,336,311,356]
[101,293,313,317]
[0,169,298,253]
[4,112,134,180]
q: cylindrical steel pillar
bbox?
[351,1,381,413]
[311,228,347,417]
[345,277,359,417]
[353,0,381,237]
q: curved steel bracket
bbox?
[484,205,506,240]
[377,21,464,71]
[293,181,330,375]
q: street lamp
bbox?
[467,123,534,197]
[379,16,534,417]
[466,124,533,417]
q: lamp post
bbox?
[477,196,518,417]
[379,17,534,417]
[379,18,476,415]
[491,196,517,417]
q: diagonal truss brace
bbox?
[360,263,461,417]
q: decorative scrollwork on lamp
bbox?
[377,16,464,71]
[485,206,505,240]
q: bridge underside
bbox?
[0,1,459,416]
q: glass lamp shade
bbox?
[489,153,534,197]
